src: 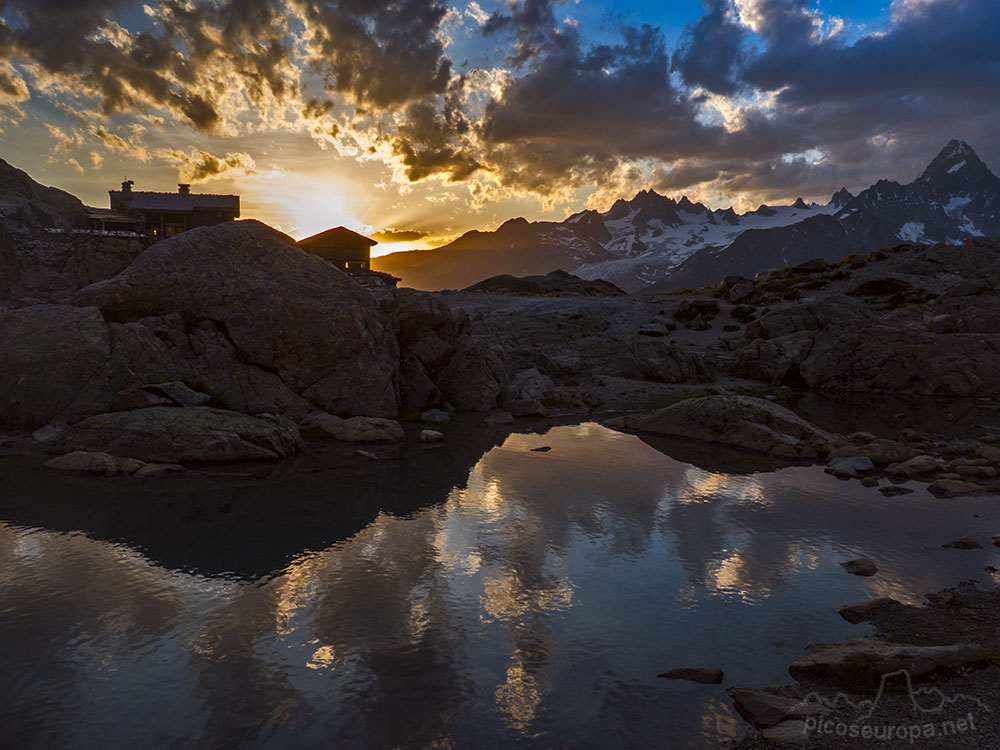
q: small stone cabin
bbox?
[297,227,377,270]
[104,181,240,238]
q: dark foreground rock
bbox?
[840,558,878,576]
[0,304,111,429]
[727,688,831,729]
[838,596,899,624]
[656,666,724,684]
[787,639,986,691]
[73,220,400,418]
[607,395,841,460]
[52,407,301,463]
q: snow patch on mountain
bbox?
[897,222,927,242]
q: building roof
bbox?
[298,226,378,249]
[110,190,240,213]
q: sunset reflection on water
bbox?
[2,422,1000,749]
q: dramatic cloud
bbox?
[296,0,453,108]
[159,149,257,183]
[671,0,746,96]
[0,0,997,231]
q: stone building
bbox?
[103,181,240,237]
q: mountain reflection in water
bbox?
[2,422,999,749]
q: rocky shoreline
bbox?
[721,584,1000,748]
[2,222,1000,491]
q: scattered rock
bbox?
[884,462,913,478]
[900,454,941,474]
[942,536,983,550]
[825,456,875,478]
[860,477,880,487]
[828,440,920,466]
[727,688,831,729]
[354,450,381,460]
[636,323,669,337]
[828,463,860,479]
[927,478,984,498]
[420,409,450,424]
[483,410,514,425]
[420,429,444,443]
[53,407,301,463]
[925,591,958,607]
[761,720,807,744]
[31,423,66,442]
[879,485,914,497]
[133,462,184,478]
[840,558,878,576]
[954,464,998,479]
[975,443,1000,462]
[542,386,600,409]
[656,666,723,684]
[505,398,547,418]
[788,638,985,689]
[302,413,404,442]
[848,431,877,442]
[43,450,145,475]
[838,597,898,624]
[992,533,1000,548]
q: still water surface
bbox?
[2,423,999,749]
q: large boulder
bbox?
[51,407,301,463]
[735,315,1000,397]
[607,395,840,460]
[0,304,111,429]
[435,336,512,412]
[73,220,399,417]
[744,296,875,340]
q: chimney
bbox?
[178,183,191,195]
[121,179,134,194]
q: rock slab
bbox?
[609,395,839,460]
[52,407,301,463]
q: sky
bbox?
[0,0,997,255]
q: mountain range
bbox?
[373,140,1000,292]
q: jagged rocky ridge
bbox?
[374,140,1000,292]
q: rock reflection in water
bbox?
[2,422,1000,749]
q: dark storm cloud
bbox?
[657,0,1000,200]
[296,0,452,108]
[744,0,1000,105]
[482,0,564,66]
[476,20,719,190]
[671,0,746,95]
